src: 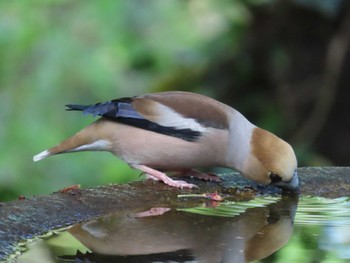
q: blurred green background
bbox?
[1,0,349,201]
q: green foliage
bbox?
[0,0,262,200]
[0,0,335,200]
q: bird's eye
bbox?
[269,172,282,183]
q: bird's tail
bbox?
[33,149,52,162]
[33,128,93,162]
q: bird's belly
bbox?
[108,123,228,170]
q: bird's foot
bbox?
[161,178,198,189]
[131,164,198,189]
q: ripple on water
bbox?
[295,196,350,226]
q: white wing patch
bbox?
[153,102,206,132]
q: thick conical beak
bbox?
[275,170,299,192]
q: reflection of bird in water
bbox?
[33,91,298,191]
[67,195,298,263]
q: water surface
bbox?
[16,195,350,263]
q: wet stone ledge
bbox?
[0,167,349,261]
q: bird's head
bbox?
[242,128,299,191]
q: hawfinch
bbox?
[33,91,298,191]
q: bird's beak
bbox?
[274,170,299,192]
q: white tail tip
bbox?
[33,150,50,162]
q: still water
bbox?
[15,195,350,263]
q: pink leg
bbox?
[144,174,160,181]
[131,164,198,189]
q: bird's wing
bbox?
[66,91,229,142]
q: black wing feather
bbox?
[66,98,201,141]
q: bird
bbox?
[33,91,298,191]
[68,196,297,262]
